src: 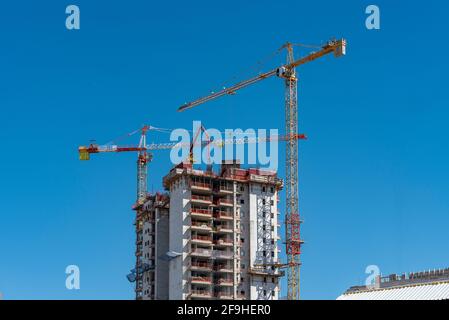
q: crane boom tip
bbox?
[178,104,189,112]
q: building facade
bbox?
[154,161,284,300]
[133,193,170,300]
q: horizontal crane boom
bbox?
[79,134,307,160]
[178,39,346,112]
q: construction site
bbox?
[137,160,284,300]
[79,39,347,300]
[3,0,449,308]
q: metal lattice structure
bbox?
[283,44,301,300]
[255,194,276,299]
[136,126,152,204]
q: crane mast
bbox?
[178,39,346,300]
[282,43,302,300]
[136,126,152,204]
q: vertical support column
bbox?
[285,71,301,300]
[135,213,144,300]
[262,193,274,268]
[232,180,239,299]
[137,154,148,204]
[154,208,158,299]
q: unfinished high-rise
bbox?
[133,193,170,300]
[133,161,284,300]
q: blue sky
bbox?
[0,0,448,299]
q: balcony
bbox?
[191,182,212,193]
[217,199,234,207]
[191,195,212,205]
[190,248,212,258]
[214,250,233,260]
[215,292,233,300]
[190,262,213,272]
[214,239,233,248]
[214,211,234,221]
[191,276,212,285]
[215,225,233,234]
[217,186,233,195]
[190,290,213,299]
[190,208,213,219]
[217,278,233,287]
[215,265,233,273]
[191,221,213,232]
[191,235,213,245]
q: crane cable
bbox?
[196,42,323,106]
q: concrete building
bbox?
[154,160,284,300]
[337,268,449,300]
[133,193,170,300]
[131,162,283,300]
[132,161,284,300]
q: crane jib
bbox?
[178,39,346,112]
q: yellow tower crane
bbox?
[178,39,347,300]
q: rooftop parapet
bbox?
[346,268,449,294]
[163,161,283,190]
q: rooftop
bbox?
[163,161,283,189]
[338,268,449,300]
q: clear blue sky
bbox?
[0,0,448,300]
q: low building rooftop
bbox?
[338,268,449,300]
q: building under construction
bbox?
[133,193,170,300]
[80,38,347,300]
[133,160,284,300]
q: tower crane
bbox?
[177,39,347,300]
[79,124,307,298]
[79,125,307,204]
[79,125,158,205]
